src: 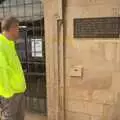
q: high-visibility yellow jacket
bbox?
[0,34,26,98]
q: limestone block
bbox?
[87,102,103,116]
[67,0,120,7]
[78,72,112,93]
[47,109,56,120]
[66,111,90,120]
[47,86,58,109]
[66,87,89,101]
[111,92,120,120]
[91,116,101,120]
[104,42,117,62]
[92,90,115,104]
[111,72,120,92]
[102,104,114,120]
[66,99,88,113]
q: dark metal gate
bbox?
[0,0,47,114]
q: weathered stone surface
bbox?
[91,116,101,120]
[111,72,120,92]
[67,0,120,7]
[44,0,120,120]
[66,111,90,120]
[102,104,114,120]
[110,92,120,120]
[66,99,88,113]
[66,98,103,116]
[76,75,112,94]
[66,87,90,101]
[92,90,115,104]
[87,102,103,116]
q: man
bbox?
[0,16,26,120]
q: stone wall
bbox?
[65,0,120,120]
[44,0,120,120]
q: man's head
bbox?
[1,16,19,40]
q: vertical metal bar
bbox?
[9,0,11,13]
[24,30,29,72]
[2,0,5,17]
[31,0,36,57]
[23,0,26,21]
[16,0,19,18]
[23,1,31,105]
[41,3,43,38]
[40,3,42,38]
[23,0,29,72]
[41,1,46,114]
[31,0,34,111]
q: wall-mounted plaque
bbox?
[74,17,120,38]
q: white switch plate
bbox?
[70,65,83,77]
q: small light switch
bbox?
[70,65,83,77]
